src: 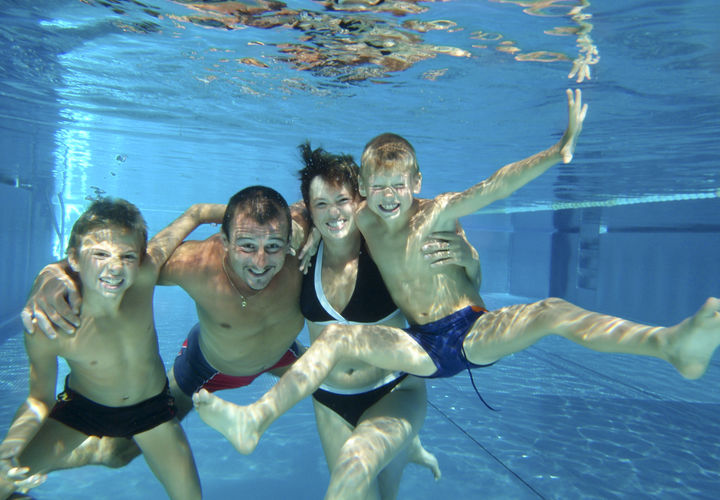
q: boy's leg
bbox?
[13,419,90,478]
[193,323,436,455]
[463,297,720,378]
[326,377,433,500]
[132,419,201,500]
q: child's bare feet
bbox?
[192,389,262,455]
[665,297,720,379]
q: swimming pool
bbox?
[1,0,718,498]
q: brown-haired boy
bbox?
[0,198,223,499]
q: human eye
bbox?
[265,242,285,253]
[123,253,138,262]
[92,250,109,259]
[313,201,327,209]
[235,240,256,252]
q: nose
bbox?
[253,248,268,268]
[328,204,341,216]
[108,256,123,273]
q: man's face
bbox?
[70,227,141,300]
[361,169,420,222]
[223,212,290,291]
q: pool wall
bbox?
[464,197,720,326]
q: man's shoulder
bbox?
[170,233,223,263]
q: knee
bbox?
[538,297,567,309]
[328,454,375,499]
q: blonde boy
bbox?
[192,91,720,463]
[0,198,223,500]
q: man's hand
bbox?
[21,265,81,339]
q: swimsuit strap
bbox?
[314,241,403,326]
[314,242,350,325]
[461,344,498,411]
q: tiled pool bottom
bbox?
[1,291,718,499]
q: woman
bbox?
[295,143,479,499]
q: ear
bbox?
[68,250,79,272]
[220,232,230,252]
[358,175,368,197]
[412,172,422,194]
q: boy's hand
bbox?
[1,458,47,494]
[559,88,588,163]
[22,267,81,339]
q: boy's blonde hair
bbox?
[360,133,419,177]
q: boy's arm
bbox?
[21,261,81,339]
[438,89,587,223]
[0,334,58,466]
[146,203,225,269]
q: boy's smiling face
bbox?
[360,169,421,221]
[69,226,142,300]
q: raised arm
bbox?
[146,203,225,269]
[438,89,587,222]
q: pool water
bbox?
[1,0,719,498]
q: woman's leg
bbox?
[464,297,720,378]
[194,323,436,454]
[325,377,436,500]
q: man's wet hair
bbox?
[222,186,291,240]
[67,197,148,257]
[297,141,359,220]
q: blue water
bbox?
[1,0,719,498]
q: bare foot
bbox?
[408,435,441,480]
[666,297,720,379]
[192,389,262,454]
[66,436,139,469]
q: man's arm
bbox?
[23,204,224,337]
[146,203,225,269]
[438,89,587,223]
[21,261,81,339]
[289,201,311,257]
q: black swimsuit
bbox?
[301,240,400,325]
[301,241,405,427]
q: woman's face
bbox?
[308,176,359,243]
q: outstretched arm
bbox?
[439,89,587,222]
